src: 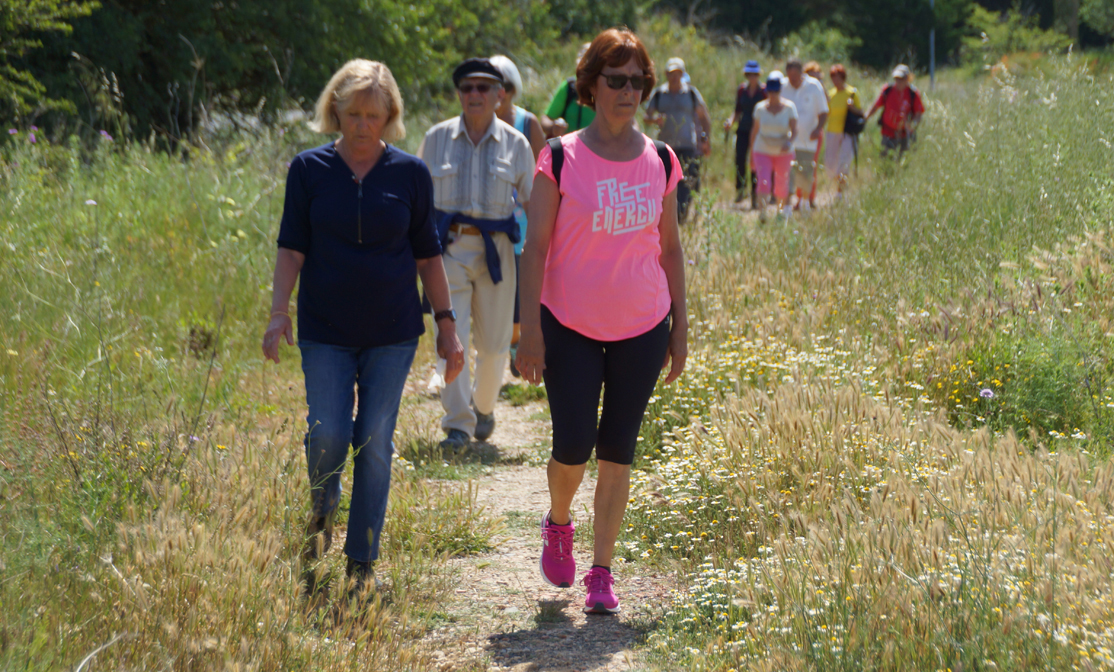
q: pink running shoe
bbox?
[539,512,575,588]
[583,566,620,614]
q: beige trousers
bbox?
[437,230,516,437]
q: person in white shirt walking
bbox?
[780,57,828,213]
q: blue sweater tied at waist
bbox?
[435,209,520,284]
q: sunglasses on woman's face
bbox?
[458,82,494,95]
[601,74,647,91]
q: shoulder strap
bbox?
[652,139,672,184]
[547,137,564,188]
[689,87,697,110]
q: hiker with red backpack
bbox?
[866,64,924,159]
[515,28,688,616]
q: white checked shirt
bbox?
[417,116,534,220]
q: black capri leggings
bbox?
[541,305,671,466]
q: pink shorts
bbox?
[753,152,792,201]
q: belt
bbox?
[449,223,482,236]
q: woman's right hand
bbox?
[262,314,294,364]
[514,328,546,386]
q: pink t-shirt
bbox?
[535,134,682,341]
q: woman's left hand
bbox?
[437,322,465,384]
[662,319,688,384]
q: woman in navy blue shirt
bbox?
[262,60,464,596]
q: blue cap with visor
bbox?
[743,60,761,74]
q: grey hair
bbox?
[489,55,523,97]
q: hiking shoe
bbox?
[474,409,496,442]
[540,512,576,588]
[583,566,620,614]
[302,513,333,562]
[346,557,382,601]
[439,429,470,453]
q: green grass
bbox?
[611,48,1114,670]
[500,382,548,406]
[5,15,1114,671]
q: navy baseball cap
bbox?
[452,58,504,88]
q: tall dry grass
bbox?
[0,125,500,669]
[616,52,1114,670]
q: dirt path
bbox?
[414,371,676,672]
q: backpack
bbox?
[546,136,673,189]
[877,84,917,129]
[563,78,585,130]
[648,85,699,114]
[838,86,865,136]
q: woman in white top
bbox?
[748,74,798,221]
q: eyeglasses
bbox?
[458,82,495,95]
[601,74,648,91]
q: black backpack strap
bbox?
[652,139,672,184]
[564,77,581,129]
[547,137,564,188]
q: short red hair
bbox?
[575,28,655,110]
[830,64,847,79]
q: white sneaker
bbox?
[801,200,811,212]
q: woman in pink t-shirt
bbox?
[515,28,688,616]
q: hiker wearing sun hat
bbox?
[645,56,712,222]
[417,57,536,453]
[724,60,767,208]
[748,72,798,222]
[866,64,924,159]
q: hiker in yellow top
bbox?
[824,63,862,195]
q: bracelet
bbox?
[271,311,291,318]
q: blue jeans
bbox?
[299,338,418,563]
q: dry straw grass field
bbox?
[5,21,1114,671]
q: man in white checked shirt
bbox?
[418,58,534,452]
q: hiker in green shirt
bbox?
[539,43,596,137]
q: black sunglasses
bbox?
[601,74,648,91]
[459,82,496,94]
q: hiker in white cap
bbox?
[645,57,711,222]
[866,64,924,159]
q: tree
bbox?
[0,0,97,120]
[1081,0,1114,37]
[18,0,570,138]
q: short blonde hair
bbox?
[310,59,405,142]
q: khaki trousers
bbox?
[437,230,516,437]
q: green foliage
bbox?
[499,382,547,407]
[778,21,863,63]
[0,0,97,118]
[964,4,1074,63]
[1081,0,1114,37]
[19,0,640,139]
[546,0,641,37]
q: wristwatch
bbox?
[433,309,457,323]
